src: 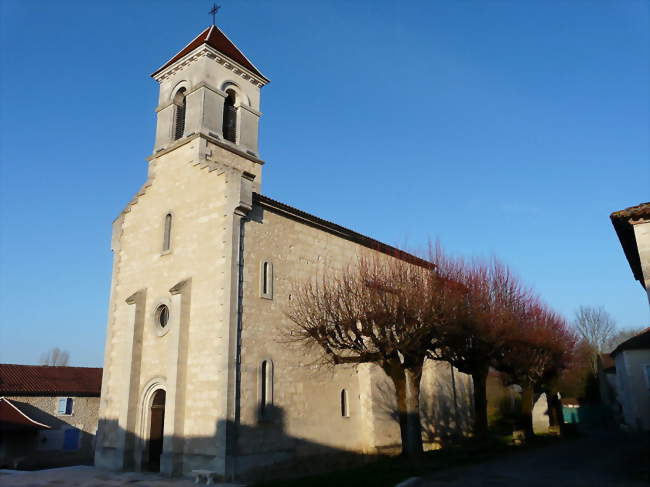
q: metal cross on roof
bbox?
[209,3,221,25]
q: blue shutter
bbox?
[65,398,73,415]
[63,428,79,450]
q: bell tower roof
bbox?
[151,25,268,82]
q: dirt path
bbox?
[414,430,649,487]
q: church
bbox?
[95,22,472,481]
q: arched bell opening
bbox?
[222,89,238,143]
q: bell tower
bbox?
[150,25,269,163]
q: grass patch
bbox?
[254,434,564,487]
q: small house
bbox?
[0,364,102,469]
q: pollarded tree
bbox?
[427,257,531,439]
[495,304,575,438]
[285,252,459,456]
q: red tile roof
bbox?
[0,364,102,397]
[152,25,268,82]
[0,397,51,431]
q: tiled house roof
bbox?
[610,202,650,285]
[152,25,268,81]
[0,397,51,431]
[0,364,102,397]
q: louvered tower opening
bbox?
[173,88,187,141]
[223,89,238,143]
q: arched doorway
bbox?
[148,389,166,472]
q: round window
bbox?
[155,304,170,328]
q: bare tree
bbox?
[573,306,616,372]
[573,306,616,353]
[606,327,646,352]
[40,347,70,366]
[428,255,533,439]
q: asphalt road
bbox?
[412,430,649,487]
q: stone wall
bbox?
[632,221,650,305]
[615,349,650,431]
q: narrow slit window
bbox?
[260,360,273,418]
[341,389,349,417]
[260,261,273,299]
[222,89,238,143]
[173,88,187,141]
[162,213,172,252]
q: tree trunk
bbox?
[382,359,409,454]
[404,366,424,456]
[471,363,490,440]
[520,382,535,439]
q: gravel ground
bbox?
[1,430,647,487]
[413,430,649,487]
[0,465,244,487]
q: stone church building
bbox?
[95,24,472,481]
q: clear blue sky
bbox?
[0,1,648,367]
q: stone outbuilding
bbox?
[610,203,650,431]
[610,329,650,431]
[0,364,102,469]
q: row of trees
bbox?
[286,246,576,455]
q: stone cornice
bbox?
[125,290,145,305]
[152,45,268,88]
[170,279,191,295]
[148,132,264,166]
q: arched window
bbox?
[222,89,237,143]
[260,360,273,418]
[162,213,172,252]
[341,389,349,417]
[173,88,187,141]
[260,261,273,299]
